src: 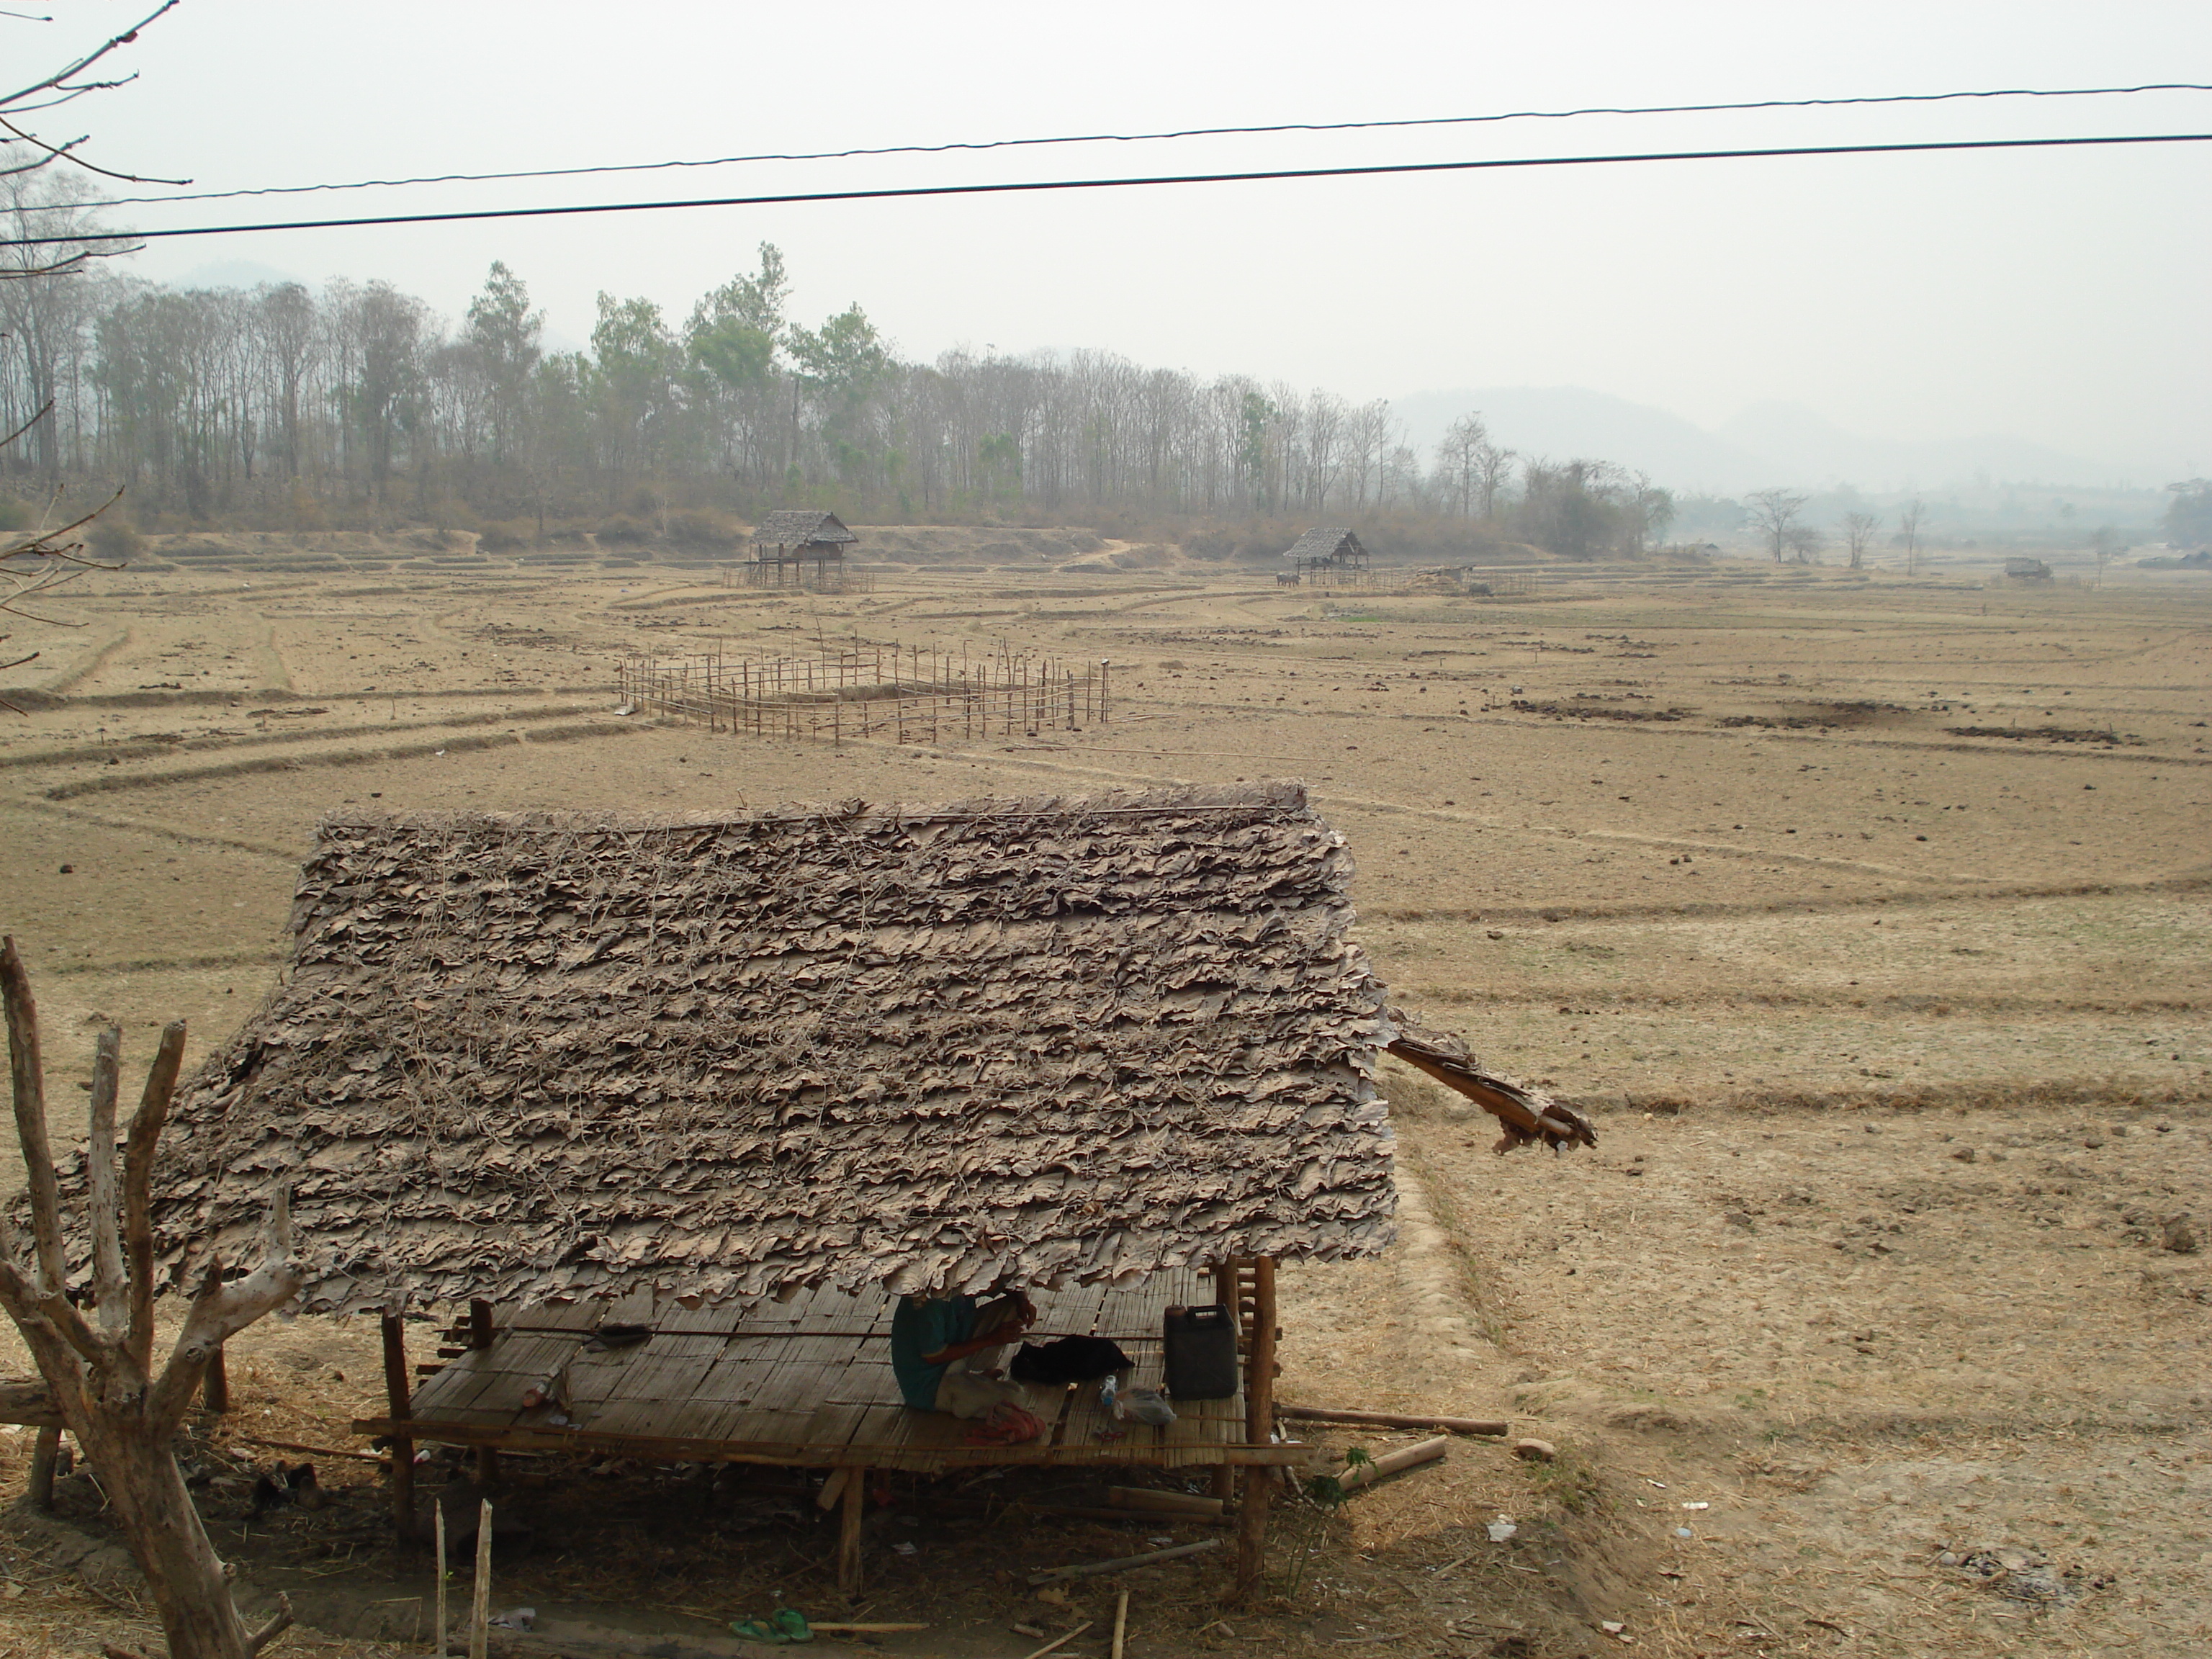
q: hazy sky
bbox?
[23,0,2212,478]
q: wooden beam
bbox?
[0,1376,63,1428]
[380,1313,416,1543]
[1277,1404,1508,1437]
[346,1416,1312,1469]
[837,1463,866,1598]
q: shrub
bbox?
[665,509,739,547]
[477,519,536,551]
[87,516,145,562]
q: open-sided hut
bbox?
[145,783,1395,1591]
[748,508,857,585]
[1283,527,1370,585]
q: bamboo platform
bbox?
[352,1269,1295,1476]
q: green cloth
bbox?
[890,1294,976,1409]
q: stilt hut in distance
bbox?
[749,508,857,586]
[1284,527,1370,585]
[130,783,1395,1595]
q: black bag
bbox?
[1010,1335,1134,1384]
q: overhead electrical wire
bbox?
[4,129,2207,251]
[21,80,2212,213]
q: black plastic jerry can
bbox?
[1162,1303,1240,1401]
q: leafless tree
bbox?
[2090,524,2121,586]
[1897,498,1925,575]
[1,401,129,712]
[1433,412,1490,517]
[1,2,182,279]
[3,939,304,1659]
[1745,487,1809,563]
[1840,511,1881,569]
[1784,523,1824,563]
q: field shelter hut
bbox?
[748,508,857,585]
[1283,527,1370,585]
[138,783,1396,1593]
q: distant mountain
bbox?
[1393,385,2131,495]
[1716,402,2117,492]
[1393,386,1773,493]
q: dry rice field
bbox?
[1,534,2207,1658]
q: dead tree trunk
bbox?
[1,937,303,1659]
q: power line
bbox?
[26,80,2212,213]
[4,129,2208,251]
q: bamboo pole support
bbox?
[1110,1588,1128,1659]
[380,1313,416,1542]
[434,1500,449,1658]
[468,1498,492,1659]
[837,1463,867,1596]
[1234,1256,1277,1600]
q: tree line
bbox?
[3,180,1676,557]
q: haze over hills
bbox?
[1393,386,2131,497]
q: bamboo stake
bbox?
[1017,1620,1094,1659]
[434,1501,448,1658]
[469,1499,491,1659]
[1336,1435,1449,1492]
[1111,1589,1129,1659]
[1277,1404,1508,1437]
[1029,1539,1220,1586]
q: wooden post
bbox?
[434,1500,449,1658]
[27,1425,60,1510]
[469,1498,493,1659]
[1210,1259,1240,1503]
[467,1299,500,1485]
[200,1342,230,1414]
[1233,1257,1277,1600]
[837,1465,866,1597]
[381,1313,416,1543]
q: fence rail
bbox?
[616,642,1110,745]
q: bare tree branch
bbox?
[0,1,181,114]
[122,1020,185,1372]
[0,114,187,186]
[1,935,70,1290]
[150,1192,303,1432]
[245,1593,294,1656]
[86,1026,127,1330]
[0,398,53,453]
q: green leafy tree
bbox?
[464,261,543,466]
[2164,479,2211,547]
[788,302,891,412]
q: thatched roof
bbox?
[1285,528,1367,565]
[141,783,1395,1315]
[751,509,856,548]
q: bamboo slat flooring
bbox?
[379,1269,1295,1473]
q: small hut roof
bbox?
[1284,528,1367,564]
[145,783,1394,1315]
[751,509,856,547]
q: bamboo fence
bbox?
[616,642,1111,745]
